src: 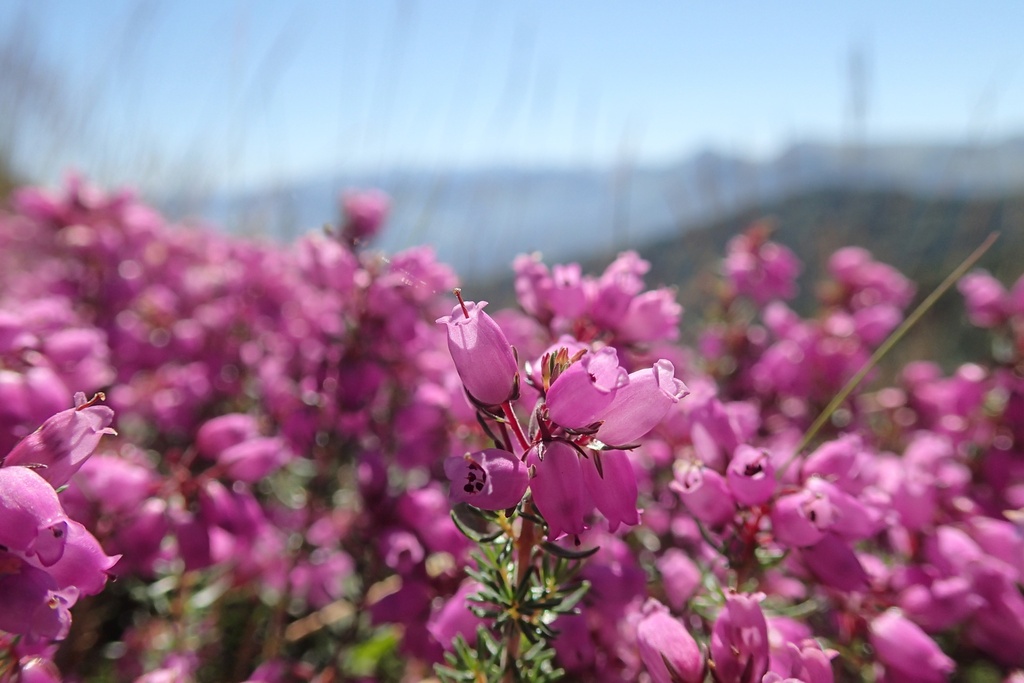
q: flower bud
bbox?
[636,599,704,683]
[437,300,518,407]
[869,609,954,682]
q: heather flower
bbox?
[655,548,702,612]
[770,487,834,548]
[426,580,486,650]
[723,224,801,305]
[593,359,688,446]
[726,445,776,506]
[0,558,73,641]
[215,436,294,483]
[580,450,639,531]
[545,346,628,429]
[13,657,63,683]
[635,598,704,683]
[2,393,115,489]
[195,413,260,459]
[801,533,869,592]
[709,591,770,683]
[340,189,389,246]
[528,440,591,540]
[869,609,954,682]
[671,460,736,528]
[437,298,519,406]
[614,288,683,344]
[0,465,72,566]
[765,638,836,683]
[444,448,529,510]
[958,269,1007,328]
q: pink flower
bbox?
[546,346,628,430]
[580,450,639,532]
[3,392,115,489]
[709,592,770,683]
[958,269,1007,328]
[444,448,529,511]
[0,466,71,566]
[801,533,869,593]
[870,610,954,682]
[528,440,591,540]
[594,359,688,446]
[671,460,736,528]
[427,580,485,650]
[437,300,519,407]
[771,487,834,548]
[726,445,776,506]
[340,189,389,245]
[636,599,704,683]
[195,413,260,460]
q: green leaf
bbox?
[540,540,600,560]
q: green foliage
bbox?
[436,508,590,683]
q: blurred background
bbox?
[1,0,1023,300]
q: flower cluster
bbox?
[1,175,1023,683]
[0,394,118,681]
[438,276,688,541]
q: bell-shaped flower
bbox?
[0,557,73,641]
[614,289,683,344]
[593,359,688,446]
[958,269,1007,328]
[726,446,776,506]
[3,392,115,489]
[869,609,954,682]
[709,591,770,683]
[635,598,704,683]
[656,549,702,612]
[801,533,869,593]
[767,638,837,683]
[671,460,736,528]
[444,448,529,511]
[217,436,294,483]
[196,413,260,460]
[0,466,70,566]
[16,657,63,683]
[771,487,834,548]
[528,440,591,540]
[437,300,518,406]
[805,476,883,540]
[40,520,120,596]
[426,579,485,650]
[340,188,389,245]
[546,347,627,430]
[580,450,639,532]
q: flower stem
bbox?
[498,400,535,679]
[501,401,531,453]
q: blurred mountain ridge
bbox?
[172,135,1024,283]
[471,184,1024,373]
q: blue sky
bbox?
[3,1,1023,194]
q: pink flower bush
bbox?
[1,178,1023,682]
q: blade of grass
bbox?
[780,231,1000,476]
